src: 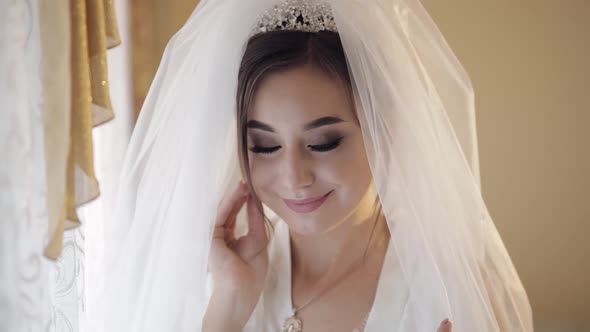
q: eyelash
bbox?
[249,137,343,154]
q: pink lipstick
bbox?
[283,190,332,213]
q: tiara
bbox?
[254,0,337,35]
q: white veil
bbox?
[104,0,533,331]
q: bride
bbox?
[104,0,533,331]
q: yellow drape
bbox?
[44,0,121,259]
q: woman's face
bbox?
[247,64,374,235]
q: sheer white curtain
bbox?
[0,0,51,331]
[46,227,85,331]
[80,0,134,328]
[0,0,132,330]
[55,0,133,330]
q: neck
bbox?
[289,196,390,282]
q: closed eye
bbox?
[250,145,281,154]
[309,137,343,152]
[249,137,343,154]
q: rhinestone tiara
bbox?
[254,0,337,35]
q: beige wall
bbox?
[136,0,589,330]
[421,1,590,331]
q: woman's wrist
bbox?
[202,289,254,332]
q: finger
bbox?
[437,319,452,332]
[234,196,268,259]
[245,195,268,243]
[215,181,248,228]
[221,198,248,244]
[225,189,248,229]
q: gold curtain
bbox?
[130,0,200,117]
[44,0,121,259]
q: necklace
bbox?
[282,262,361,332]
[282,215,388,332]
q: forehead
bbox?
[249,64,355,125]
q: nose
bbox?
[282,146,314,194]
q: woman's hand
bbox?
[437,319,452,332]
[203,181,269,331]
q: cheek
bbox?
[248,155,278,197]
[322,138,372,184]
[326,144,372,214]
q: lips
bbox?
[283,190,332,213]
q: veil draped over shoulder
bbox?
[104,0,533,331]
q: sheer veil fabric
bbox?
[104,0,533,331]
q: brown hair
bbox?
[236,30,382,247]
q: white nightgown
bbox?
[243,220,413,331]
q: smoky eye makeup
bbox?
[247,134,281,154]
[247,131,346,154]
[307,132,345,152]
[250,145,281,154]
[307,136,344,152]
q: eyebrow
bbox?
[246,116,344,133]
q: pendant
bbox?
[282,313,302,332]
